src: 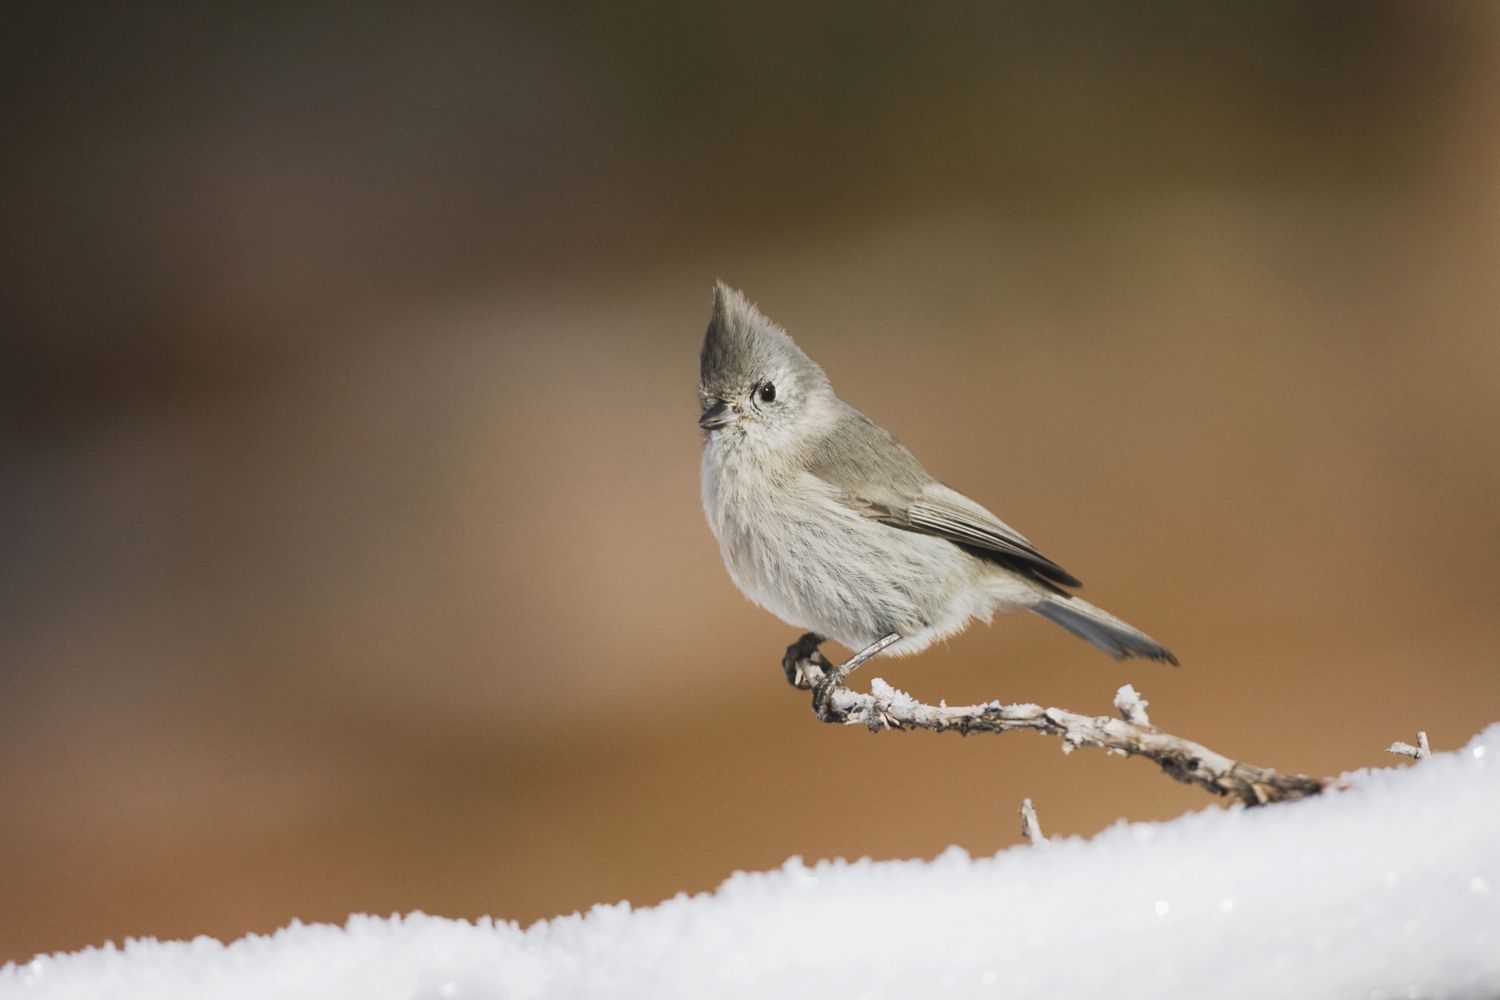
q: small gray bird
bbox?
[698,282,1176,677]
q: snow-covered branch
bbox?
[782,633,1324,806]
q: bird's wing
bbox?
[873,486,1082,590]
[805,407,1082,591]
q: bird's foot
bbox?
[806,632,902,722]
[781,632,830,690]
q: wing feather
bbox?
[804,406,1082,591]
[865,490,1081,590]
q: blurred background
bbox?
[4,1,1499,963]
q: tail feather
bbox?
[1032,596,1178,665]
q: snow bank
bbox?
[6,726,1498,1000]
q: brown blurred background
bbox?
[4,1,1500,963]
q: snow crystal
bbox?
[4,726,1498,1000]
[1113,684,1150,726]
[867,677,922,715]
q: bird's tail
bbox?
[1032,595,1178,665]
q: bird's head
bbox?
[698,282,835,449]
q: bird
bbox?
[697,281,1176,681]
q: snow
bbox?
[1113,683,1151,726]
[6,726,1499,1000]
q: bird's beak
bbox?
[699,400,733,430]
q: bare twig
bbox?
[1388,731,1430,760]
[787,633,1325,806]
[1018,798,1047,846]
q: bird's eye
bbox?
[758,382,777,404]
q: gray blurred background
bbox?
[4,1,1499,962]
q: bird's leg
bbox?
[833,632,901,682]
[811,632,902,722]
[781,632,829,689]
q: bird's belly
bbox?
[703,458,986,652]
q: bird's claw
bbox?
[781,632,829,689]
